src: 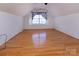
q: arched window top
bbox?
[32,12,47,24]
[33,15,45,19]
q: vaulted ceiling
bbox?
[0,3,79,17]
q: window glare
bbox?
[32,15,47,24]
[40,18,46,24]
[33,15,39,18]
[32,19,39,24]
[39,15,43,18]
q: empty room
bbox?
[0,3,79,56]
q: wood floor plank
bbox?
[0,29,79,56]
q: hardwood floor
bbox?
[0,29,79,56]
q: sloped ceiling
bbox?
[48,3,79,17]
[0,3,79,17]
[0,3,32,16]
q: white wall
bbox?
[54,13,79,39]
[0,11,23,46]
[24,13,54,29]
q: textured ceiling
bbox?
[0,3,79,17]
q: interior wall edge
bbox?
[54,13,79,39]
[0,11,24,46]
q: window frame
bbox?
[32,12,47,24]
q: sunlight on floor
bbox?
[32,32,46,48]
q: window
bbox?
[32,12,47,24]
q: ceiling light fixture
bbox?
[44,3,48,5]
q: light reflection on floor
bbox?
[32,32,46,48]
